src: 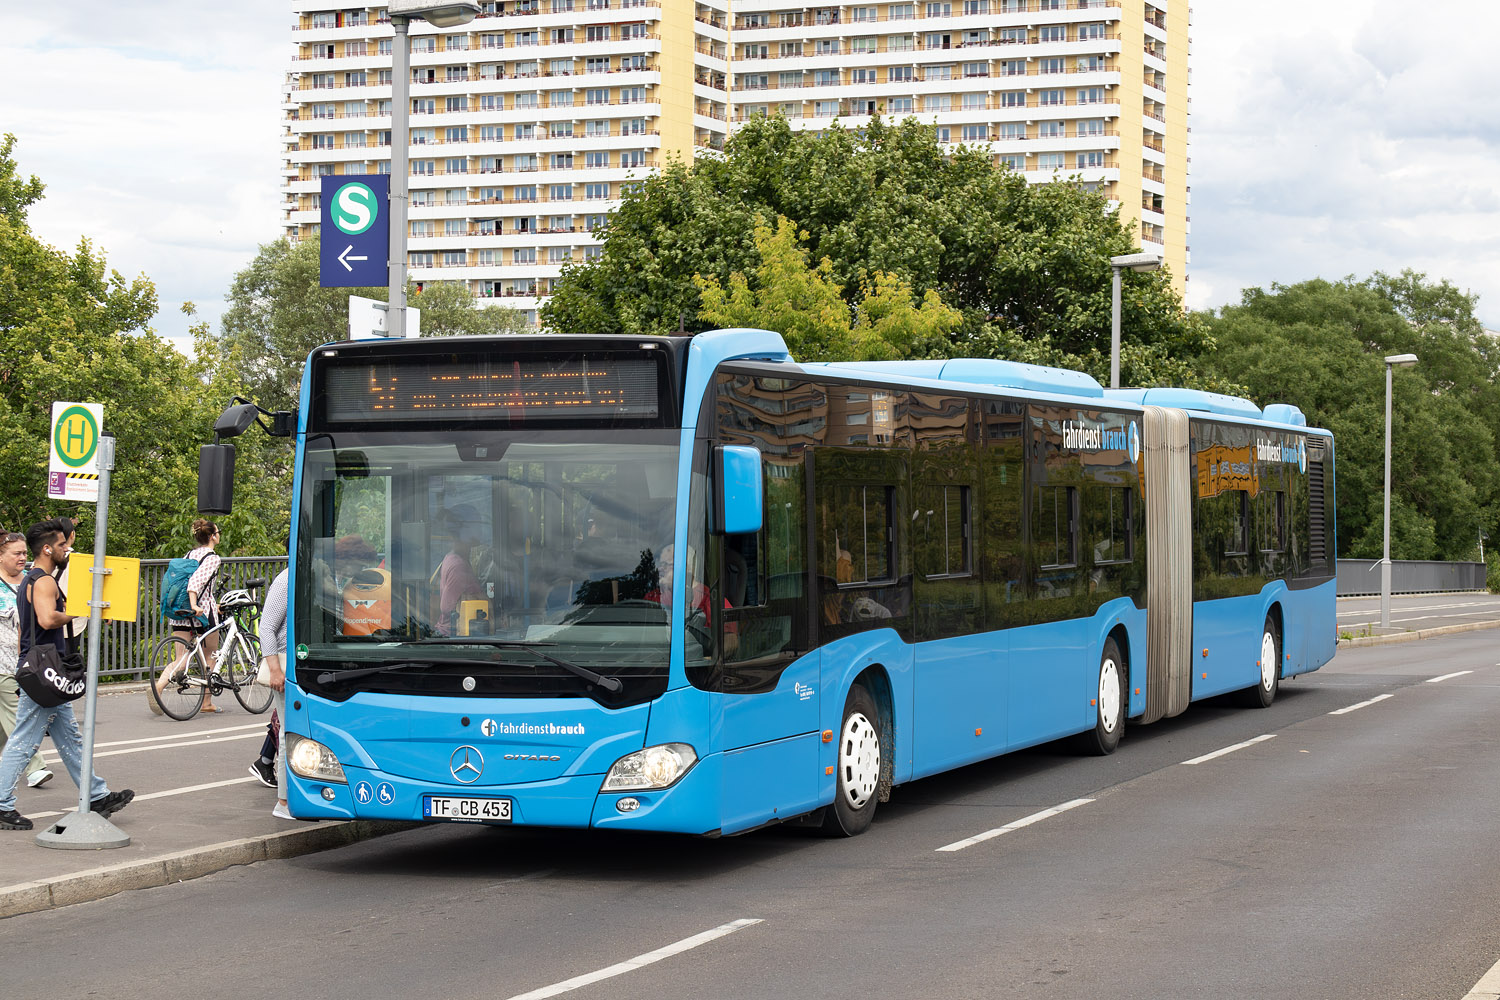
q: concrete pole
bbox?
[389,16,410,339]
[1381,362,1393,629]
[1109,265,1123,389]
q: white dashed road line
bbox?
[1462,954,1500,1000]
[935,798,1094,853]
[1181,734,1276,766]
[26,776,261,821]
[1329,693,1395,716]
[1427,671,1473,683]
[502,918,764,1000]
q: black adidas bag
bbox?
[15,574,86,708]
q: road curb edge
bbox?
[0,819,418,919]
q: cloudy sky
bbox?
[5,0,1498,351]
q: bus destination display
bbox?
[321,355,662,423]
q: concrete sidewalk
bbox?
[0,684,414,919]
[2,617,1495,921]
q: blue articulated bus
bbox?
[224,328,1334,836]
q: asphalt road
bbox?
[1337,591,1500,635]
[10,630,1500,1000]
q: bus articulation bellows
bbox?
[203,329,1335,836]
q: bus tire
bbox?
[1078,636,1125,756]
[1236,615,1281,709]
[822,685,883,837]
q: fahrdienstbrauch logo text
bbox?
[1256,438,1303,465]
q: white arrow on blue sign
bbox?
[320,174,390,288]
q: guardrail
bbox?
[97,556,288,682]
[1336,559,1486,597]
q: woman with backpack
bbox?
[150,519,224,715]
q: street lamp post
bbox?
[386,2,480,339]
[1108,253,1163,389]
[1381,353,1419,629]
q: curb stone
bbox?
[1337,619,1500,647]
[0,820,417,919]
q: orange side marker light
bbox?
[822,729,833,743]
[826,766,834,775]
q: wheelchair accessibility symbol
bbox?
[376,782,396,806]
[354,781,374,805]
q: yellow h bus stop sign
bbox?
[48,401,104,502]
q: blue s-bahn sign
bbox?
[320,174,389,288]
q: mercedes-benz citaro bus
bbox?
[203,329,1335,837]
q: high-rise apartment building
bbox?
[283,1,1187,325]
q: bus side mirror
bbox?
[715,445,763,535]
[198,443,236,515]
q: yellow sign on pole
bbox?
[65,556,141,623]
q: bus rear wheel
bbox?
[822,685,882,837]
[1236,615,1281,709]
[1078,637,1125,756]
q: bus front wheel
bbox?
[1236,615,1281,709]
[822,685,882,837]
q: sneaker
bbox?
[272,801,293,820]
[26,769,54,789]
[91,789,135,819]
[146,684,163,716]
[248,759,277,788]
[0,809,33,831]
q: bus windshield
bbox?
[294,429,682,703]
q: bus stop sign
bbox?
[320,174,389,288]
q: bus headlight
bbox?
[287,734,347,784]
[602,743,697,791]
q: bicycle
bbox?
[148,580,272,720]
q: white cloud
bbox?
[4,5,288,345]
[1186,1,1500,326]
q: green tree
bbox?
[0,137,220,557]
[694,216,961,361]
[1202,274,1499,561]
[543,115,1206,385]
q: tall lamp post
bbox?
[1381,353,1418,629]
[1108,253,1163,389]
[387,1,480,338]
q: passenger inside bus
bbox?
[433,511,485,635]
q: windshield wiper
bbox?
[313,658,494,685]
[406,637,624,693]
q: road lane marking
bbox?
[41,731,263,763]
[1329,693,1395,715]
[88,722,267,748]
[502,918,763,1000]
[26,777,260,820]
[1427,671,1473,683]
[1462,953,1500,1000]
[1181,734,1275,766]
[935,798,1094,852]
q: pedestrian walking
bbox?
[0,530,53,789]
[0,521,133,831]
[252,567,292,820]
[151,518,224,715]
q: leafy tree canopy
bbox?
[0,136,226,557]
[695,216,962,361]
[543,115,1212,387]
[1201,272,1500,561]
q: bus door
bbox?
[909,393,1001,775]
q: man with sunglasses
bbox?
[0,530,53,790]
[0,521,132,831]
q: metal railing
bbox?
[96,556,288,683]
[1336,559,1486,597]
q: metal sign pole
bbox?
[38,433,128,849]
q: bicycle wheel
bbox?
[228,633,273,714]
[150,635,207,721]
